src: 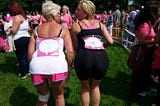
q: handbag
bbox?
[127,44,146,70]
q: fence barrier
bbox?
[121,28,137,50]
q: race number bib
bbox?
[38,38,59,57]
[61,23,67,28]
[83,36,104,50]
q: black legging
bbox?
[74,49,109,80]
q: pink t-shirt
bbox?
[135,22,155,41]
[61,14,72,29]
[101,14,108,23]
[40,15,46,23]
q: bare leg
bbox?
[38,101,48,106]
[36,81,49,106]
[113,23,116,36]
[52,80,66,106]
[91,79,101,106]
[80,80,90,106]
[114,23,120,37]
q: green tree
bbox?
[0,0,149,13]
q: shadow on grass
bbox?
[65,87,78,106]
[0,52,20,75]
[9,86,37,106]
[101,71,155,106]
[47,86,76,106]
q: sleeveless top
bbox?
[77,20,104,50]
[29,28,68,74]
[135,22,155,41]
[11,18,30,40]
[35,28,64,57]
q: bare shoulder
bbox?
[15,15,24,21]
[37,22,62,37]
[92,19,102,28]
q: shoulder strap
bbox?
[34,27,38,38]
[81,21,88,28]
[78,22,83,30]
[99,22,101,29]
[57,27,63,38]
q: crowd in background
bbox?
[0,4,140,52]
[0,3,137,53]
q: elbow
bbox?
[10,29,16,34]
[108,39,114,45]
[27,54,31,61]
[10,27,18,34]
[10,30,17,34]
[66,50,74,60]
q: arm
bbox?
[28,31,36,63]
[100,22,114,45]
[136,33,156,45]
[154,27,160,44]
[70,23,79,50]
[63,27,74,70]
[10,15,23,34]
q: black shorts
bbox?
[74,49,109,80]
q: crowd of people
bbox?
[0,0,160,106]
[0,1,141,53]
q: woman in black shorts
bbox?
[71,0,113,105]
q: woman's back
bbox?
[37,21,62,38]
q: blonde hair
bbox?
[80,0,96,19]
[62,5,71,14]
[42,0,61,21]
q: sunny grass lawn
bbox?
[0,43,157,106]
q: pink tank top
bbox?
[81,19,96,29]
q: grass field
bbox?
[0,42,157,106]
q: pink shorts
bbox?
[31,72,68,85]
